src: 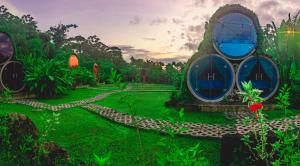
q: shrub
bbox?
[107,69,123,86]
[70,67,97,87]
[0,89,12,103]
[238,81,300,165]
[22,55,72,98]
[275,84,291,115]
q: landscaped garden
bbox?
[1,2,300,166]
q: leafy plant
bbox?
[94,152,111,166]
[107,69,122,84]
[0,89,12,103]
[70,67,97,87]
[119,92,146,165]
[262,13,300,100]
[22,55,72,98]
[275,84,291,115]
[239,81,300,165]
[156,109,209,166]
[271,129,300,166]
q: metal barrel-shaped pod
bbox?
[236,55,280,100]
[212,12,257,60]
[187,54,235,102]
[0,61,25,93]
[0,32,14,65]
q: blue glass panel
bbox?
[213,13,257,59]
[237,56,279,99]
[188,54,234,101]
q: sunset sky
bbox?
[2,0,299,62]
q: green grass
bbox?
[0,103,220,165]
[265,109,300,120]
[37,86,119,105]
[128,83,176,91]
[95,91,234,125]
[1,84,299,165]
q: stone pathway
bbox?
[10,86,178,111]
[81,104,236,138]
[8,86,300,138]
[81,103,300,138]
[11,90,121,111]
[224,111,255,120]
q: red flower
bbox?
[249,103,263,112]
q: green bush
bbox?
[22,55,72,98]
[70,67,97,87]
[0,89,12,103]
[107,69,122,85]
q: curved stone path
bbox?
[11,90,121,111]
[8,85,300,138]
[82,103,300,138]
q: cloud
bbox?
[118,45,188,63]
[179,24,203,51]
[150,17,168,25]
[181,42,198,51]
[192,16,200,20]
[187,25,203,33]
[258,0,279,10]
[118,45,151,60]
[172,18,183,24]
[142,37,156,41]
[154,55,189,63]
[129,16,142,25]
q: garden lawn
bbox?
[95,91,235,125]
[38,85,120,105]
[128,83,176,91]
[265,109,300,120]
[0,103,220,165]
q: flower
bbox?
[249,102,263,112]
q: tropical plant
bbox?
[94,152,111,166]
[119,92,146,165]
[262,13,300,101]
[22,55,72,98]
[107,69,123,86]
[156,109,209,166]
[70,67,97,87]
[239,81,300,165]
[275,84,291,115]
[0,89,12,103]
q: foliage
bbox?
[262,13,300,99]
[47,23,78,48]
[271,129,300,166]
[239,81,300,165]
[70,67,97,86]
[107,69,123,87]
[0,89,12,103]
[275,84,291,115]
[119,92,146,165]
[156,109,209,166]
[239,81,264,105]
[22,55,72,98]
[129,57,185,85]
[94,153,111,166]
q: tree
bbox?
[47,23,78,48]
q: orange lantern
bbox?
[93,63,100,82]
[69,55,79,68]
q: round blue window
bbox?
[236,56,280,99]
[213,13,257,60]
[187,54,235,102]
